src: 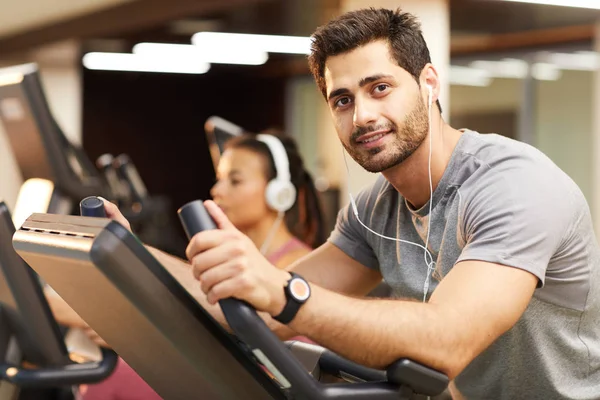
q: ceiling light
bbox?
[466,58,561,81]
[546,52,600,71]
[470,59,529,79]
[132,42,268,66]
[449,65,493,87]
[531,63,562,81]
[191,32,312,55]
[82,52,210,74]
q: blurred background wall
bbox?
[1,0,599,238]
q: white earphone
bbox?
[427,84,432,104]
[422,83,435,300]
[346,82,436,302]
[256,134,297,213]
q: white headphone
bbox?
[256,134,297,213]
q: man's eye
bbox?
[335,97,350,108]
[374,84,389,93]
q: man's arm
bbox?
[100,195,383,342]
[150,242,383,339]
[284,260,537,379]
[278,242,383,339]
[187,201,535,379]
[100,195,382,332]
[287,242,383,297]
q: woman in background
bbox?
[212,131,326,270]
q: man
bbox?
[106,7,599,400]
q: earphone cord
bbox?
[343,152,435,265]
[260,212,285,255]
[343,89,435,304]
[422,89,435,302]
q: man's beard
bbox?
[343,96,429,173]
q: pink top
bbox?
[81,357,161,400]
[267,237,311,265]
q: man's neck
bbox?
[382,119,463,210]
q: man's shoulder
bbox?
[456,130,570,192]
[459,130,553,170]
[456,131,587,229]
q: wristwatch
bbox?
[273,272,311,324]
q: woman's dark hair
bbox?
[224,131,327,248]
[308,7,442,113]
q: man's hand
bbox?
[186,200,291,317]
[98,197,132,232]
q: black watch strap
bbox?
[273,272,310,325]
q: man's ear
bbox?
[420,63,440,107]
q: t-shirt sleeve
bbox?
[327,183,381,271]
[457,163,574,287]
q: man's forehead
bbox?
[325,42,393,73]
[324,49,406,95]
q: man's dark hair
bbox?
[308,7,442,113]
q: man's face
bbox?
[324,39,429,173]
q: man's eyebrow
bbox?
[328,87,349,102]
[358,74,394,88]
[327,74,395,101]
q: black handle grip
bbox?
[177,200,217,238]
[80,196,107,218]
[177,200,241,325]
[387,359,449,397]
[177,200,322,396]
[0,347,118,387]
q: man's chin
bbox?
[360,159,398,173]
[346,145,407,173]
[360,153,412,173]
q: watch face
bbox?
[289,278,310,302]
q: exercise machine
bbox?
[0,201,117,399]
[12,200,448,399]
[0,63,185,256]
[0,63,109,217]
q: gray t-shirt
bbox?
[329,130,600,399]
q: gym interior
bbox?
[0,0,599,399]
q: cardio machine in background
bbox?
[0,62,186,257]
[94,152,186,256]
[0,201,117,400]
[204,115,245,173]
